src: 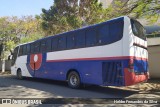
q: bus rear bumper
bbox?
[124,68,149,86]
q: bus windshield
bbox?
[131,19,146,40]
[11,47,18,66]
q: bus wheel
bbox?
[67,71,81,89]
[17,69,23,80]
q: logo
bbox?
[30,54,42,70]
[2,99,11,104]
[1,99,42,104]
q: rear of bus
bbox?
[124,18,149,86]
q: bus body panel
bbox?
[26,57,127,86]
[46,39,123,62]
[25,39,123,85]
[122,17,149,86]
[45,60,103,85]
[11,55,32,77]
[11,16,149,87]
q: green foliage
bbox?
[41,0,136,35]
[0,16,44,59]
[5,40,16,52]
[128,0,160,24]
[0,17,17,43]
[20,33,43,44]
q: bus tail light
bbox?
[129,58,134,72]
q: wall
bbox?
[0,60,11,71]
[147,37,160,78]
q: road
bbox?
[0,74,138,99]
[0,74,159,107]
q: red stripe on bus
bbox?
[46,56,148,62]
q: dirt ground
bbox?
[109,79,160,92]
[107,78,160,99]
[127,79,160,92]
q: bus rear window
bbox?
[131,19,146,40]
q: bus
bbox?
[11,16,149,88]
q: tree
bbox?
[0,16,44,54]
[41,0,107,35]
[0,17,17,72]
[0,17,19,53]
[124,0,160,24]
[41,0,80,35]
[0,16,44,72]
[41,0,137,35]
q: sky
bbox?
[0,0,53,17]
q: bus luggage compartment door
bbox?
[102,61,124,86]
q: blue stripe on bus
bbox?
[134,59,148,73]
[25,53,148,86]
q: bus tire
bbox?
[67,71,81,89]
[17,69,23,80]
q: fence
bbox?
[147,33,160,38]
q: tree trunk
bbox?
[2,59,5,73]
[1,45,5,73]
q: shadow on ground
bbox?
[0,75,159,107]
[0,75,139,99]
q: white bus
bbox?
[11,16,149,88]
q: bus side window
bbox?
[46,39,52,52]
[58,36,66,50]
[52,37,58,51]
[109,21,123,42]
[67,33,75,49]
[34,42,40,53]
[75,30,85,48]
[27,44,30,54]
[98,24,109,44]
[40,40,46,53]
[86,28,97,47]
[31,43,35,54]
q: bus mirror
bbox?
[8,55,13,60]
